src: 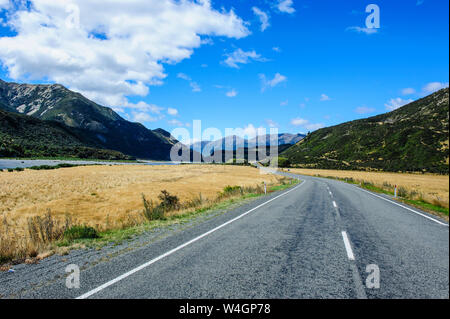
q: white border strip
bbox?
[355,186,448,227]
[342,231,355,261]
[76,181,306,299]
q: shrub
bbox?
[27,210,72,244]
[142,195,165,221]
[278,157,291,168]
[63,225,99,241]
[184,193,204,209]
[158,190,180,211]
[397,186,408,198]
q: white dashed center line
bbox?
[332,201,337,208]
[341,231,355,261]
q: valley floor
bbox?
[0,165,280,232]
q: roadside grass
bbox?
[0,177,299,267]
[311,174,449,219]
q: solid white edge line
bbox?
[76,181,306,299]
[333,201,337,208]
[341,231,355,261]
[355,186,448,227]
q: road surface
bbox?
[1,173,448,299]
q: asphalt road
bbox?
[2,173,448,299]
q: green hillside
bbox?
[0,109,132,160]
[281,88,449,174]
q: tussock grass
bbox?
[287,168,448,217]
[0,165,294,265]
[288,168,449,209]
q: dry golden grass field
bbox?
[0,164,280,234]
[287,168,449,208]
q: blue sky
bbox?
[0,0,448,142]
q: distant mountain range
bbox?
[189,133,305,152]
[0,79,177,160]
[281,88,449,174]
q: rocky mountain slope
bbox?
[0,109,131,160]
[0,79,177,160]
[282,88,449,173]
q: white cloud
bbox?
[177,73,191,81]
[422,82,449,94]
[320,94,331,101]
[259,73,287,92]
[242,124,266,139]
[355,106,375,114]
[190,82,201,92]
[0,0,249,107]
[346,26,378,35]
[252,7,270,32]
[125,101,164,114]
[177,72,201,92]
[223,48,265,69]
[291,118,308,126]
[167,107,178,116]
[291,117,324,131]
[272,47,281,52]
[401,88,416,95]
[305,123,325,131]
[385,97,413,111]
[131,111,158,123]
[0,0,10,9]
[280,100,288,106]
[168,119,184,127]
[277,0,295,14]
[266,119,279,128]
[226,89,238,97]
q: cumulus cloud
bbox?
[355,106,375,114]
[226,89,238,97]
[385,97,413,111]
[252,7,270,32]
[223,48,265,69]
[259,73,287,92]
[346,26,378,35]
[320,94,331,101]
[0,0,249,107]
[291,117,324,131]
[422,82,449,94]
[277,0,295,14]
